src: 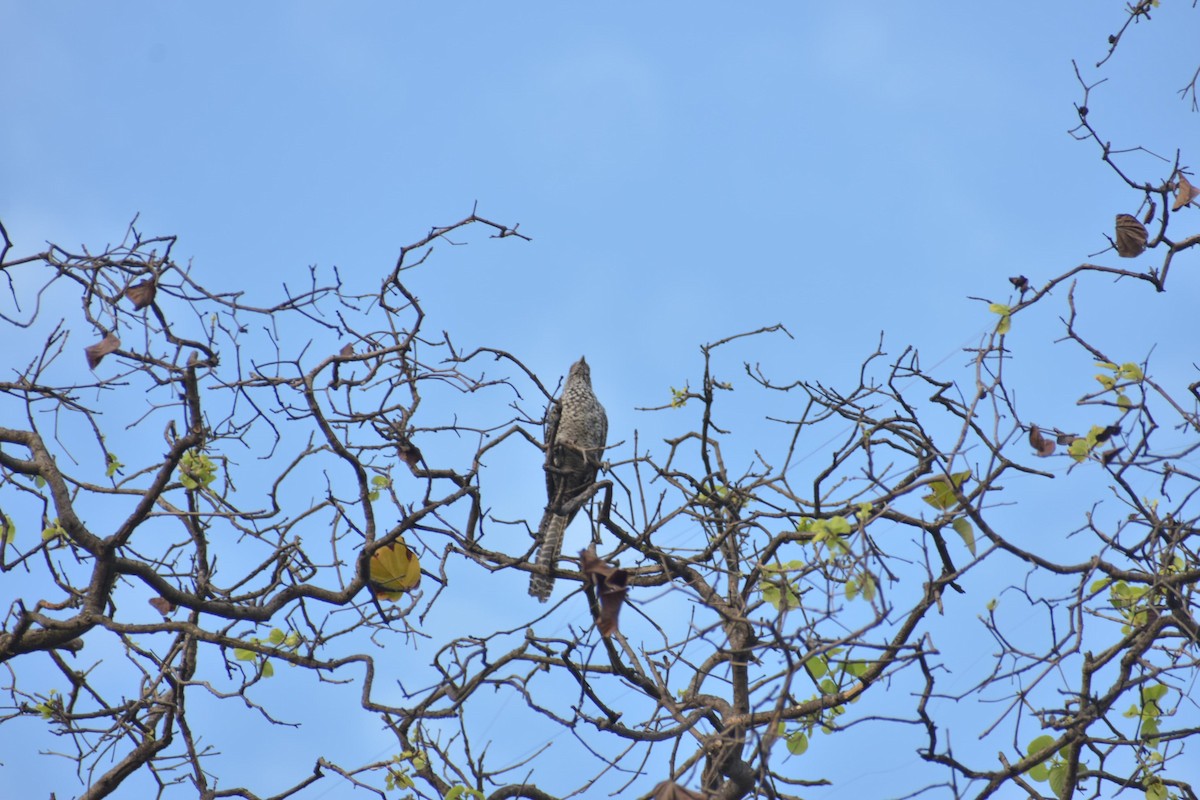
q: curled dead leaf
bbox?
[580,548,629,637]
[651,782,704,800]
[1028,425,1055,457]
[1095,424,1121,444]
[1008,275,1029,292]
[85,333,121,369]
[396,439,423,473]
[1055,432,1080,446]
[124,279,157,310]
[1173,173,1198,212]
[1114,214,1147,257]
[148,597,176,616]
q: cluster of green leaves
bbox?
[988,302,1012,334]
[33,689,62,721]
[232,627,302,679]
[178,450,217,490]
[922,471,976,556]
[1025,734,1072,798]
[669,386,688,408]
[1094,360,1144,410]
[779,649,870,757]
[40,517,66,542]
[368,472,392,502]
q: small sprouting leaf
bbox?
[106,453,124,478]
[951,517,976,556]
[34,475,46,488]
[369,541,422,600]
[986,598,997,611]
[669,387,688,408]
[1095,374,1116,391]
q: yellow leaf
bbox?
[370,541,422,600]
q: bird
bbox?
[529,357,608,602]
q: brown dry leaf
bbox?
[1095,424,1121,444]
[1028,425,1055,457]
[1055,432,1080,446]
[148,597,176,615]
[580,548,629,637]
[125,280,156,310]
[1114,214,1148,257]
[651,782,704,800]
[1173,173,1198,212]
[1143,200,1156,226]
[85,333,120,369]
[396,439,423,473]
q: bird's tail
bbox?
[529,512,569,602]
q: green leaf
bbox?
[785,731,809,755]
[1047,764,1069,798]
[1027,734,1056,758]
[268,628,286,645]
[105,453,124,478]
[1117,394,1133,409]
[844,578,858,601]
[1142,683,1168,703]
[261,659,274,678]
[806,657,828,679]
[860,573,876,602]
[922,471,970,510]
[233,648,256,662]
[35,475,46,488]
[1145,781,1168,800]
[1118,362,1144,381]
[1029,763,1050,783]
[1068,438,1090,462]
[951,517,976,556]
[986,598,997,611]
[1095,374,1116,391]
[1,515,15,544]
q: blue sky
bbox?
[3,3,1199,798]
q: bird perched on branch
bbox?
[529,357,607,602]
